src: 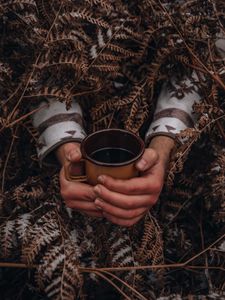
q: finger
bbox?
[65,199,100,212]
[60,168,96,201]
[64,143,82,162]
[135,148,159,172]
[94,198,148,219]
[97,175,162,195]
[85,211,103,218]
[94,184,158,209]
[103,212,144,227]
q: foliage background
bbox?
[0,0,224,299]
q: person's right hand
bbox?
[55,142,103,218]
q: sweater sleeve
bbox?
[145,72,201,145]
[32,99,86,166]
[145,35,225,145]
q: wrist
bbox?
[148,135,175,166]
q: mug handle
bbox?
[64,159,87,182]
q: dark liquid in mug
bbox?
[90,147,135,164]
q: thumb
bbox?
[63,143,82,162]
[135,148,159,172]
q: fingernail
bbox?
[136,158,147,170]
[95,205,103,211]
[95,199,103,209]
[67,149,81,161]
[66,152,72,161]
[98,175,105,184]
[94,185,101,194]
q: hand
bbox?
[93,136,175,227]
[56,142,103,218]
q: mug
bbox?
[65,128,145,185]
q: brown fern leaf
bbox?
[117,84,144,107]
[46,31,85,51]
[92,112,114,131]
[35,52,87,72]
[128,103,150,133]
[59,9,109,29]
[106,43,136,57]
[97,52,123,62]
[193,103,223,116]
[25,87,72,102]
[84,0,114,12]
[123,26,143,40]
[91,63,120,74]
[22,210,61,265]
[0,219,17,258]
[16,213,32,240]
[147,47,172,99]
[174,54,191,66]
[36,244,65,289]
[91,97,116,121]
[185,16,203,27]
[124,97,140,132]
[35,0,56,28]
[136,213,163,265]
[2,0,36,11]
[43,241,83,300]
[180,0,199,12]
[22,120,40,143]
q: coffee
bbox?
[90,147,135,164]
[65,129,145,184]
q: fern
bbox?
[136,214,163,264]
[84,0,114,12]
[22,210,61,264]
[0,0,225,298]
[0,219,17,258]
[16,213,32,240]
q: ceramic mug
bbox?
[65,128,145,185]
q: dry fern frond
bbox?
[22,210,61,265]
[0,0,225,298]
[0,219,17,258]
[136,214,163,265]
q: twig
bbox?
[84,270,132,300]
[100,270,148,300]
[0,262,37,269]
[2,104,48,130]
[199,202,213,289]
[0,233,224,270]
[1,126,18,192]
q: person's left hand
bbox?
[93,136,174,227]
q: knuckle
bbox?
[148,149,158,162]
